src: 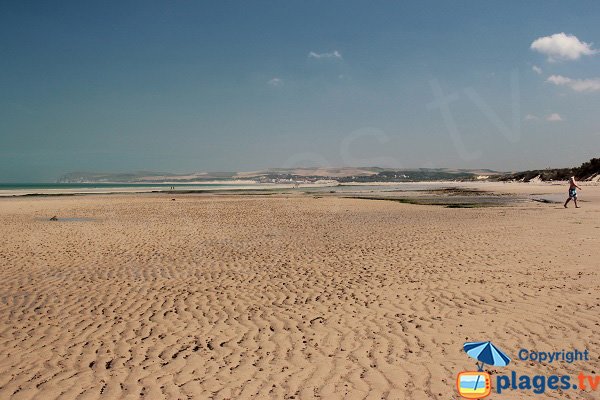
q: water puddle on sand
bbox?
[529,193,563,204]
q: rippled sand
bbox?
[1,186,599,399]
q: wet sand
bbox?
[0,183,599,399]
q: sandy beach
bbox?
[0,183,599,399]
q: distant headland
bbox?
[57,158,599,185]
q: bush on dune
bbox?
[498,158,600,182]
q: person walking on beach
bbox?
[564,176,582,208]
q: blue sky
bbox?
[1,1,599,181]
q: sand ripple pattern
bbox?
[0,195,599,399]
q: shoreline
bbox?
[0,182,333,197]
[2,180,596,198]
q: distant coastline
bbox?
[54,158,599,186]
[3,158,597,197]
[56,167,503,185]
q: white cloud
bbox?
[546,113,563,122]
[546,74,600,92]
[532,65,543,74]
[308,50,342,60]
[531,33,597,62]
[525,114,539,121]
[267,77,283,87]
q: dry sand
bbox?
[0,183,599,399]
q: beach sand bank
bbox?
[1,183,599,399]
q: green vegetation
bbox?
[497,158,599,182]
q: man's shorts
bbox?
[569,188,577,198]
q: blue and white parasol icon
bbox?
[464,341,511,370]
[463,341,511,391]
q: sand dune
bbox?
[0,186,599,399]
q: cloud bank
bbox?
[308,50,342,60]
[546,113,563,122]
[530,33,597,62]
[267,78,283,87]
[547,75,600,92]
[524,114,539,121]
